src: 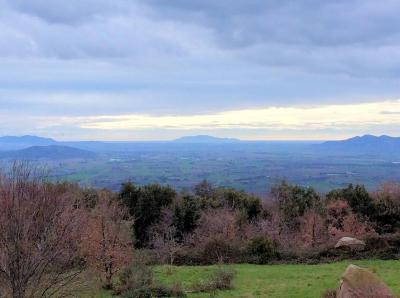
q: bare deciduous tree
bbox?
[299,210,328,248]
[150,210,184,266]
[80,191,133,289]
[0,164,86,298]
[191,208,241,263]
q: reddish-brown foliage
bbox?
[150,209,184,265]
[190,208,242,263]
[298,210,328,248]
[80,191,133,289]
[0,165,86,298]
[326,200,374,240]
[193,208,240,243]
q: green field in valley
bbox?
[84,259,400,298]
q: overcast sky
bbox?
[1,0,400,140]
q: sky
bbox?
[0,0,400,141]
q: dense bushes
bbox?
[363,233,400,259]
[327,184,375,218]
[272,181,321,225]
[372,183,400,233]
[114,258,186,298]
[115,262,154,297]
[246,236,277,264]
[328,183,400,234]
[119,183,176,247]
[136,180,400,266]
[213,187,263,220]
[173,194,201,240]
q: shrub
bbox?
[372,183,400,233]
[247,236,276,264]
[271,181,321,225]
[327,184,375,218]
[173,194,201,240]
[152,282,186,297]
[214,187,263,220]
[191,208,244,264]
[326,200,374,240]
[191,267,236,293]
[211,267,236,290]
[119,183,176,248]
[202,238,242,264]
[363,233,400,259]
[115,261,154,297]
[115,258,187,297]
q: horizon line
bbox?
[0,133,396,143]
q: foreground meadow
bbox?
[83,259,400,298]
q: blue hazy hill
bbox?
[0,145,96,160]
[0,135,56,150]
[318,135,400,157]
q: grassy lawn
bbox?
[84,260,400,297]
[154,260,400,298]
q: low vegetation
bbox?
[189,267,236,293]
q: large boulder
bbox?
[337,264,395,298]
[335,237,365,250]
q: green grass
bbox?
[80,260,400,297]
[153,260,400,298]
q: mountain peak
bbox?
[0,135,57,150]
[319,134,400,157]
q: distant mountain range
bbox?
[0,135,242,150]
[0,134,399,159]
[0,135,56,144]
[318,135,400,157]
[173,135,241,143]
[0,135,243,159]
[0,145,96,160]
[0,135,56,150]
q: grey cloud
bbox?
[4,0,133,24]
[147,0,400,47]
[1,0,400,77]
[146,0,400,76]
[0,1,212,59]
